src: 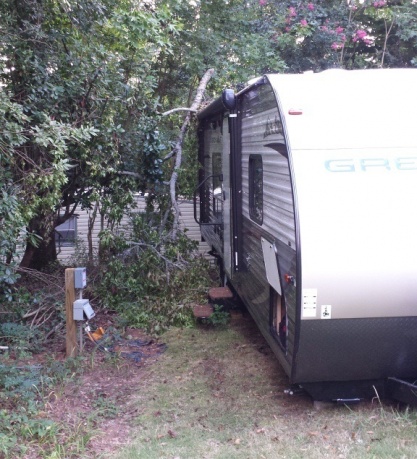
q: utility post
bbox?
[65,268,77,358]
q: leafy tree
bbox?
[0,87,39,296]
[0,0,176,269]
[1,0,416,274]
[154,0,287,108]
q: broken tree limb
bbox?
[162,107,198,116]
[167,68,215,239]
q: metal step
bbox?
[193,304,214,319]
[208,286,233,301]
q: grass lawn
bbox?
[111,312,417,459]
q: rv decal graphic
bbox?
[321,305,332,320]
[302,288,317,319]
[325,157,417,172]
[264,115,283,138]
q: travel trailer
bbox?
[194,69,417,403]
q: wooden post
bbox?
[65,268,78,358]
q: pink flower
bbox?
[307,3,314,10]
[259,0,267,5]
[331,42,343,50]
[289,7,297,17]
[335,26,344,34]
[321,25,328,32]
[352,29,373,44]
[300,19,308,27]
[285,26,292,32]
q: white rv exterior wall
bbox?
[268,69,417,150]
[268,69,417,320]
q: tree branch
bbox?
[167,68,215,239]
[162,107,198,116]
[381,18,395,68]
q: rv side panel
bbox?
[233,81,297,375]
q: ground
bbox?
[5,307,417,459]
[39,310,307,458]
[1,310,168,459]
[46,319,167,458]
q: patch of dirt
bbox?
[48,359,144,455]
[33,314,167,458]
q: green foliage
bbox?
[154,0,287,107]
[91,395,120,419]
[0,322,43,354]
[257,0,417,71]
[0,358,82,457]
[207,305,231,328]
[0,0,178,269]
[1,162,39,286]
[0,102,25,297]
[97,213,212,334]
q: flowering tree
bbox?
[258,0,417,70]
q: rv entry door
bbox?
[222,116,232,278]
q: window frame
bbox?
[55,215,78,247]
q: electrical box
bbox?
[73,299,95,321]
[74,267,87,289]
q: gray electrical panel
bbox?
[74,267,87,289]
[73,299,95,321]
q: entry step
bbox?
[193,304,214,319]
[208,286,233,301]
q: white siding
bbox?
[57,196,210,262]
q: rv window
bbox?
[55,215,77,248]
[249,155,263,225]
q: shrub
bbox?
[0,322,43,353]
[96,213,213,333]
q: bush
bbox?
[0,358,82,457]
[0,322,43,353]
[96,213,213,333]
[207,305,230,328]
